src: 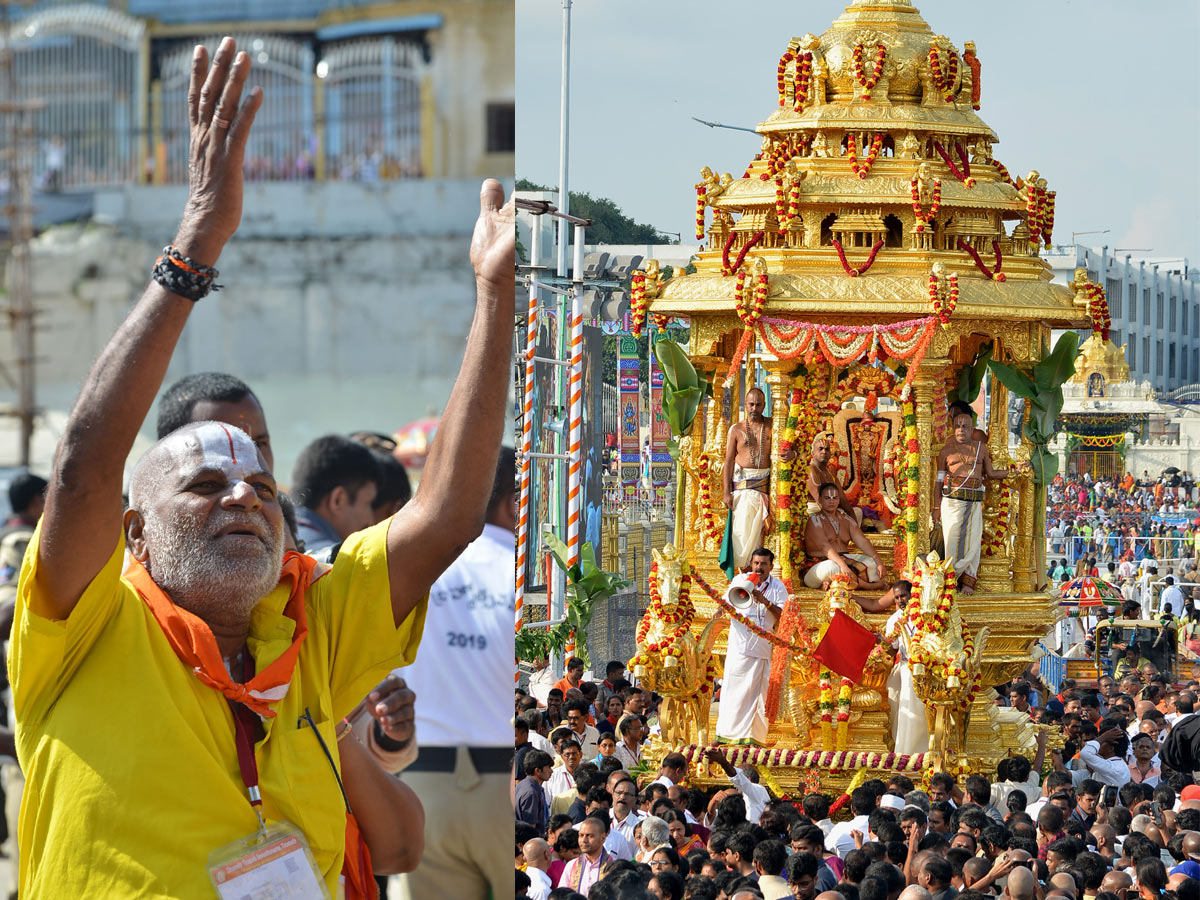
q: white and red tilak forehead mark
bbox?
[165,421,263,481]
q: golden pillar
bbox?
[977,376,1014,592]
[764,363,797,562]
[1012,400,1037,592]
[913,360,947,557]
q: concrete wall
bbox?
[2,179,514,483]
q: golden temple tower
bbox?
[635,0,1087,789]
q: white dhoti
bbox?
[887,660,929,757]
[940,494,983,580]
[715,652,772,745]
[803,554,877,589]
[730,465,770,572]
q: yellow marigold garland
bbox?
[852,43,886,99]
[910,176,942,231]
[776,386,803,583]
[847,133,884,180]
[630,271,648,338]
[982,480,1011,558]
[698,453,721,542]
[900,386,920,564]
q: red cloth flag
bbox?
[813,610,876,683]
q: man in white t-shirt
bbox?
[1162,576,1184,616]
[392,449,516,900]
[715,548,788,744]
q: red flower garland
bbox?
[1084,282,1111,340]
[697,453,721,541]
[933,140,975,188]
[928,47,958,102]
[847,133,884,179]
[692,570,808,652]
[777,49,795,106]
[929,271,959,323]
[630,271,648,337]
[1041,190,1056,247]
[983,481,1011,558]
[989,158,1016,188]
[910,176,942,231]
[1025,186,1043,245]
[852,43,887,99]
[793,53,813,111]
[963,47,981,110]
[695,186,707,240]
[723,230,765,276]
[775,177,788,231]
[832,239,884,277]
[956,239,1007,282]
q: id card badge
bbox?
[208,820,331,900]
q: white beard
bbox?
[142,506,284,625]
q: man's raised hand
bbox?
[178,37,263,265]
[469,178,516,289]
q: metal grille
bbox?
[322,36,425,181]
[8,6,145,188]
[160,36,315,183]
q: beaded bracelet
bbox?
[152,245,221,302]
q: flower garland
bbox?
[910,176,942,231]
[929,270,959,324]
[793,52,813,111]
[928,46,958,102]
[775,178,788,231]
[692,571,808,653]
[776,386,803,583]
[982,480,1011,558]
[963,46,981,110]
[697,452,722,542]
[989,158,1017,188]
[832,239,884,278]
[1083,282,1111,340]
[678,743,929,772]
[777,49,794,106]
[722,231,765,276]
[627,560,694,673]
[900,385,920,563]
[787,178,803,223]
[1041,190,1056,247]
[852,43,887,99]
[818,669,833,747]
[847,132,884,179]
[932,378,949,445]
[957,238,1007,282]
[630,270,648,337]
[933,140,975,188]
[733,267,768,327]
[884,569,979,698]
[1024,185,1043,246]
[755,316,937,378]
[836,675,853,751]
[695,186,707,241]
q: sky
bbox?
[516,0,1200,264]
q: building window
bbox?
[1144,288,1151,323]
[1144,337,1151,375]
[1171,297,1178,331]
[485,102,515,153]
[1195,306,1199,336]
[1184,352,1189,382]
[1107,279,1122,319]
[1170,344,1176,380]
[1128,339,1136,369]
[1157,340,1164,377]
[1195,348,1199,382]
[1157,294,1165,329]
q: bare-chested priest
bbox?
[806,431,862,526]
[721,388,795,573]
[934,400,1013,595]
[803,482,887,590]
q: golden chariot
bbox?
[626,0,1097,800]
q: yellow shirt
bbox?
[9,518,425,900]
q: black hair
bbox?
[785,851,819,882]
[948,400,974,420]
[365,447,412,513]
[523,749,552,776]
[750,547,775,564]
[753,839,787,876]
[291,435,383,508]
[818,481,839,497]
[7,472,46,515]
[157,372,255,439]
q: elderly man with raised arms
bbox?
[9,38,513,900]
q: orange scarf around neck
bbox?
[125,550,320,718]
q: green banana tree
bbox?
[956,343,993,404]
[987,331,1081,584]
[514,533,629,668]
[655,337,713,540]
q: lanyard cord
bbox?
[227,648,267,833]
[300,707,353,817]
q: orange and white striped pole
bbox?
[515,221,541,682]
[564,223,586,657]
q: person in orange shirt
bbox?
[553,656,586,697]
[1123,473,1135,492]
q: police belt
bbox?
[406,745,512,773]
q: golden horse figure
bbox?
[889,552,989,767]
[628,544,722,746]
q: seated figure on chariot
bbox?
[807,431,866,527]
[934,400,1013,595]
[803,482,888,591]
[714,547,787,746]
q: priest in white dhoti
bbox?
[720,388,795,578]
[886,603,929,756]
[715,548,788,745]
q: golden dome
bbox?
[1069,333,1131,386]
[654,0,1086,330]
